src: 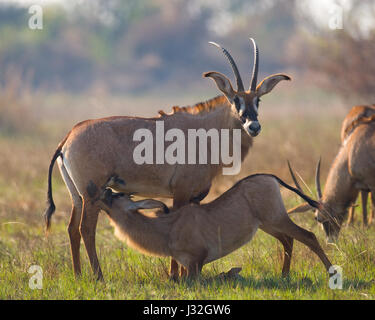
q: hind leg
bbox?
[279,235,294,277]
[58,161,83,277]
[80,199,103,280]
[68,203,82,276]
[260,226,293,277]
[271,216,332,272]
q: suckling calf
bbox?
[100,174,333,279]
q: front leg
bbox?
[361,191,369,226]
[171,183,211,279]
[347,206,355,226]
[186,250,207,280]
[169,193,192,280]
[370,193,375,225]
[187,261,203,280]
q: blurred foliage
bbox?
[0,67,38,136]
[0,0,374,101]
[290,0,375,102]
[0,0,297,93]
[294,31,375,102]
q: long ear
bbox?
[256,73,291,97]
[203,71,236,100]
[132,199,169,213]
[287,202,313,214]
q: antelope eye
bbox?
[233,97,240,111]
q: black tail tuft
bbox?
[44,201,56,231]
[247,173,320,210]
[271,175,320,209]
[44,149,62,232]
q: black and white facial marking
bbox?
[314,206,342,243]
[233,95,261,137]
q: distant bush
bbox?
[289,0,375,103]
[0,69,37,136]
[291,31,375,102]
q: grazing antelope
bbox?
[44,38,290,280]
[101,174,333,279]
[341,105,375,226]
[288,106,375,242]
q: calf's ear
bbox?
[101,188,113,208]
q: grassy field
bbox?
[1,81,375,299]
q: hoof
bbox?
[169,274,179,282]
[218,267,242,280]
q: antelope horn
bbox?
[287,160,303,193]
[315,157,322,200]
[209,41,245,92]
[249,38,259,92]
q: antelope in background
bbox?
[288,105,375,242]
[100,174,333,279]
[341,105,375,226]
[43,38,291,280]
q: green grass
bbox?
[1,210,375,299]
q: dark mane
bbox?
[157,95,229,117]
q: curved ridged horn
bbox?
[249,38,259,92]
[287,160,303,193]
[209,41,244,92]
[315,157,322,200]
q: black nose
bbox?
[249,121,260,132]
[248,122,261,136]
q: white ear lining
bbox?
[239,97,246,111]
[237,97,246,117]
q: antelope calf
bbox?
[341,105,375,226]
[288,105,375,242]
[100,174,333,279]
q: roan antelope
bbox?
[288,106,375,241]
[100,174,333,279]
[341,105,375,226]
[44,38,290,280]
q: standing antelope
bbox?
[341,105,375,226]
[288,106,375,241]
[44,38,290,280]
[100,174,333,279]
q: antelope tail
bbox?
[44,149,63,231]
[271,175,320,209]
[250,173,320,209]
